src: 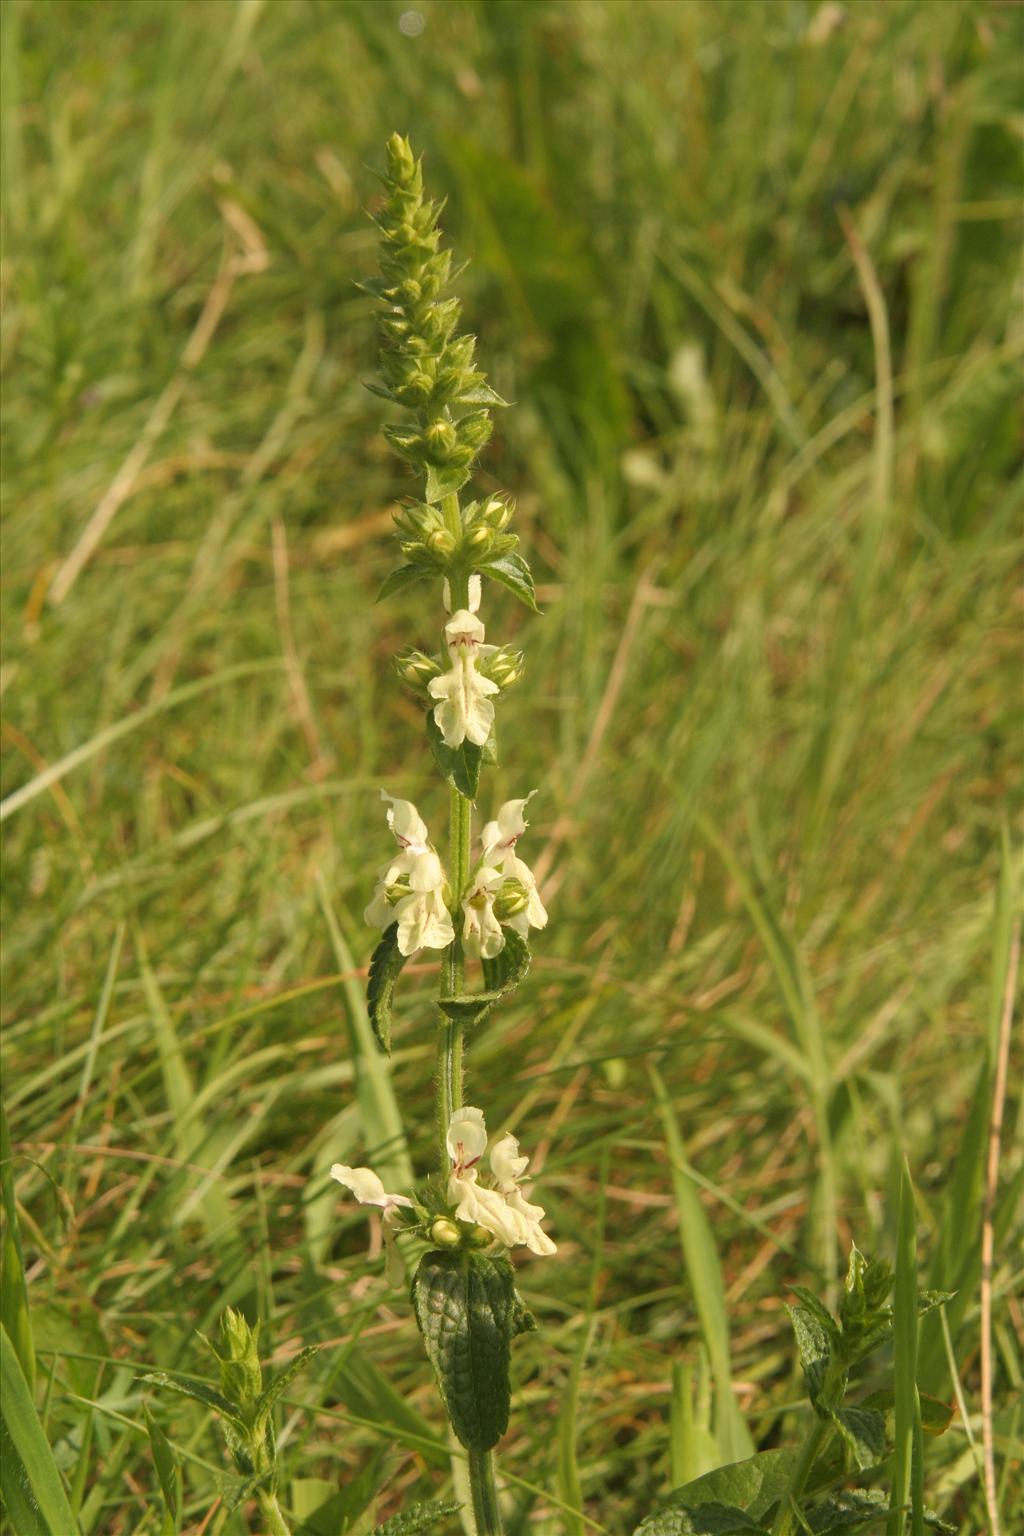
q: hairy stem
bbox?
[468,1448,504,1536]
[769,1416,831,1536]
[257,1490,292,1536]
[435,498,472,1171]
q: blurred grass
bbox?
[1,0,1021,1532]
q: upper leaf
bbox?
[377,564,433,602]
[478,551,540,611]
[830,1405,887,1471]
[367,923,409,1055]
[141,1371,248,1432]
[253,1345,321,1438]
[787,1303,834,1410]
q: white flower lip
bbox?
[443,1106,556,1256]
[330,1163,414,1211]
[365,793,455,956]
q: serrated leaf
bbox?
[377,564,432,602]
[830,1405,887,1471]
[366,924,409,1054]
[787,1304,833,1409]
[144,1406,182,1535]
[223,1469,273,1516]
[478,551,539,611]
[424,462,470,504]
[412,1250,522,1449]
[141,1371,248,1432]
[633,1450,795,1536]
[253,1345,320,1438]
[788,1287,839,1340]
[372,1499,463,1536]
[426,710,483,798]
[808,1488,888,1533]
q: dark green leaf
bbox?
[367,925,408,1054]
[412,1250,523,1449]
[426,711,483,798]
[478,552,539,611]
[377,565,432,602]
[144,1406,181,1536]
[480,927,531,996]
[253,1345,320,1437]
[424,462,470,504]
[808,1488,888,1533]
[633,1451,795,1536]
[787,1304,832,1409]
[830,1405,887,1471]
[634,1506,764,1535]
[372,1499,463,1536]
[141,1371,248,1432]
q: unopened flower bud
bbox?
[206,1307,263,1407]
[431,1218,462,1249]
[426,527,456,556]
[494,878,530,920]
[483,495,513,530]
[466,1225,494,1249]
[394,648,443,697]
[466,526,491,549]
[424,418,457,458]
[480,648,525,691]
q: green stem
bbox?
[435,493,472,1173]
[256,1490,292,1536]
[769,1416,832,1536]
[468,1448,504,1536]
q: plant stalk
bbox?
[257,1490,292,1536]
[435,499,472,1170]
[769,1416,831,1536]
[468,1448,504,1536]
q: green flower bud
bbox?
[426,527,456,556]
[494,878,529,920]
[479,647,525,690]
[466,1225,495,1250]
[206,1307,263,1408]
[394,647,443,697]
[431,1218,462,1249]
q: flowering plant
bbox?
[327,133,554,1534]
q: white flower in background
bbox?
[491,1132,557,1256]
[461,864,505,960]
[480,796,548,937]
[364,790,455,956]
[330,1163,415,1284]
[445,1107,556,1254]
[446,1107,524,1247]
[428,579,499,749]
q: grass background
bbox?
[1,0,1022,1532]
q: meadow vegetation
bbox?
[1,2,1021,1533]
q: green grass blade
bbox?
[1,1100,34,1393]
[650,1065,753,1464]
[888,1158,921,1536]
[315,873,412,1190]
[0,1323,80,1534]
